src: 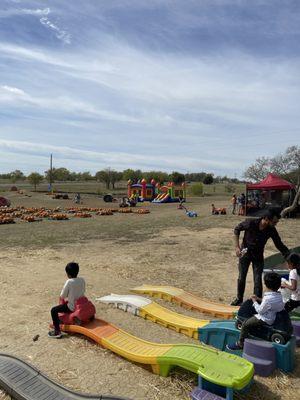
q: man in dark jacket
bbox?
[231,209,289,306]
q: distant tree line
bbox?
[3,145,298,191]
[0,167,247,191]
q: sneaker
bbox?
[226,342,243,351]
[48,330,62,339]
[230,298,243,306]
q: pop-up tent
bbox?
[247,173,295,191]
[246,173,295,216]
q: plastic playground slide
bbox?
[0,353,130,400]
[60,317,253,391]
[97,295,298,375]
[131,285,239,319]
[152,193,170,203]
[97,294,210,339]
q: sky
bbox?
[0,0,299,177]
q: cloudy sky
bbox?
[0,0,299,177]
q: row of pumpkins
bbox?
[0,206,150,224]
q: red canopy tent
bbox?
[247,173,295,191]
[246,173,295,216]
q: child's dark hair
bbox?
[286,253,300,276]
[263,272,281,291]
[65,262,79,278]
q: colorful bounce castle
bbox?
[127,178,186,203]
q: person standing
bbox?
[231,194,237,214]
[237,194,242,215]
[230,209,289,306]
[239,193,246,215]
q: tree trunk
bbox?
[281,186,300,218]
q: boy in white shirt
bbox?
[227,272,284,350]
[48,262,86,338]
[281,253,300,313]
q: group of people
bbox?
[228,253,299,351]
[119,194,138,207]
[48,209,298,352]
[228,209,299,350]
[231,193,246,215]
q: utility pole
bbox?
[49,154,53,193]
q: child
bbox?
[281,253,300,313]
[227,272,284,350]
[48,262,86,338]
[211,204,219,215]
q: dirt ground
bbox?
[0,191,299,400]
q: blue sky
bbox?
[0,0,299,177]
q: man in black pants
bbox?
[231,209,289,306]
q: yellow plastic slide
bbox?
[132,285,239,319]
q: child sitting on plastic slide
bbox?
[48,262,86,339]
[281,253,300,313]
[227,272,284,350]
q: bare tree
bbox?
[244,146,300,185]
[287,146,300,168]
[281,187,300,218]
[243,157,270,181]
[270,154,291,176]
[286,146,300,187]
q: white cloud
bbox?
[0,2,299,176]
[1,85,25,96]
[1,38,299,169]
[39,16,71,44]
[0,7,50,18]
[21,8,50,16]
[0,139,241,173]
[0,7,70,44]
[0,42,72,67]
[0,84,140,123]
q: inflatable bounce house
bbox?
[127,178,186,203]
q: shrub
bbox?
[190,182,203,196]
